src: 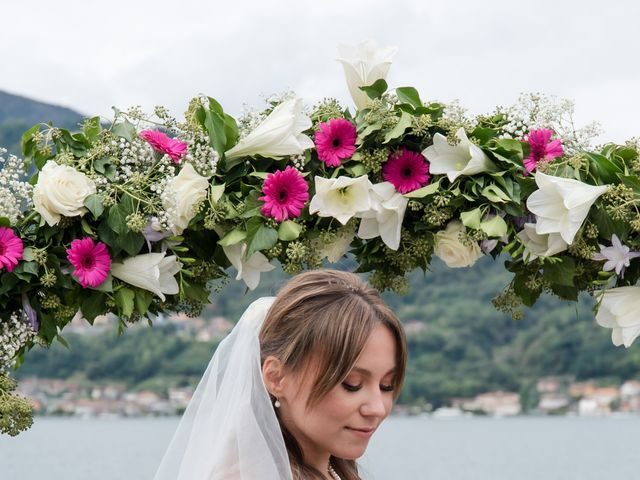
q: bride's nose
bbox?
[360,389,387,417]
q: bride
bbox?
[153,269,407,480]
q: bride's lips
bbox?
[345,426,375,439]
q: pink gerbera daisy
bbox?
[140,130,188,164]
[259,166,309,222]
[523,129,563,173]
[0,227,24,272]
[66,238,111,288]
[382,148,430,194]
[314,118,357,167]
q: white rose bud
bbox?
[434,220,483,268]
[162,163,209,235]
[33,160,96,226]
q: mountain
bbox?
[0,90,84,157]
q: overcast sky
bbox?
[1,0,639,143]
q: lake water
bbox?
[0,416,638,479]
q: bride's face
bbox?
[279,323,397,467]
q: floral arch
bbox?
[1,40,640,435]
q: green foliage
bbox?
[0,373,33,436]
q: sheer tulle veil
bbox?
[153,296,293,480]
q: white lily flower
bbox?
[309,175,372,225]
[423,128,495,182]
[592,234,640,277]
[111,253,181,301]
[337,40,397,110]
[526,172,609,245]
[357,182,408,250]
[222,242,275,290]
[225,98,314,160]
[596,286,640,347]
[516,223,568,262]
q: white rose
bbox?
[33,160,96,226]
[162,163,209,235]
[434,220,483,268]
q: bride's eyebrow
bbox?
[350,367,397,377]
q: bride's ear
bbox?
[262,356,286,397]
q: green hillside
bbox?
[17,258,640,408]
[0,90,83,156]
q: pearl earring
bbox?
[274,398,281,408]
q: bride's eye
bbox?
[380,384,394,392]
[342,382,362,392]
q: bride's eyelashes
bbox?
[341,382,395,393]
[341,382,362,392]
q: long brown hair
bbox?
[260,269,407,480]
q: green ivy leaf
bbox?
[383,111,413,144]
[81,292,107,323]
[80,219,94,236]
[0,217,10,227]
[91,275,113,293]
[480,215,508,238]
[278,221,303,241]
[83,116,102,140]
[135,289,154,316]
[115,287,135,318]
[359,79,388,100]
[210,183,225,204]
[112,120,136,142]
[543,257,576,287]
[460,208,482,230]
[403,179,441,198]
[482,184,511,203]
[84,194,105,220]
[107,205,126,235]
[218,228,247,247]
[246,218,278,257]
[395,87,422,109]
[116,231,144,256]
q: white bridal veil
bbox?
[153,296,293,480]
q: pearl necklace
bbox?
[328,463,341,480]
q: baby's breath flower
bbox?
[0,149,33,224]
[0,313,35,370]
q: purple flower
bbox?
[592,234,640,278]
[22,294,39,331]
[142,217,170,252]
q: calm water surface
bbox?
[0,416,638,479]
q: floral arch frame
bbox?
[1,40,639,435]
